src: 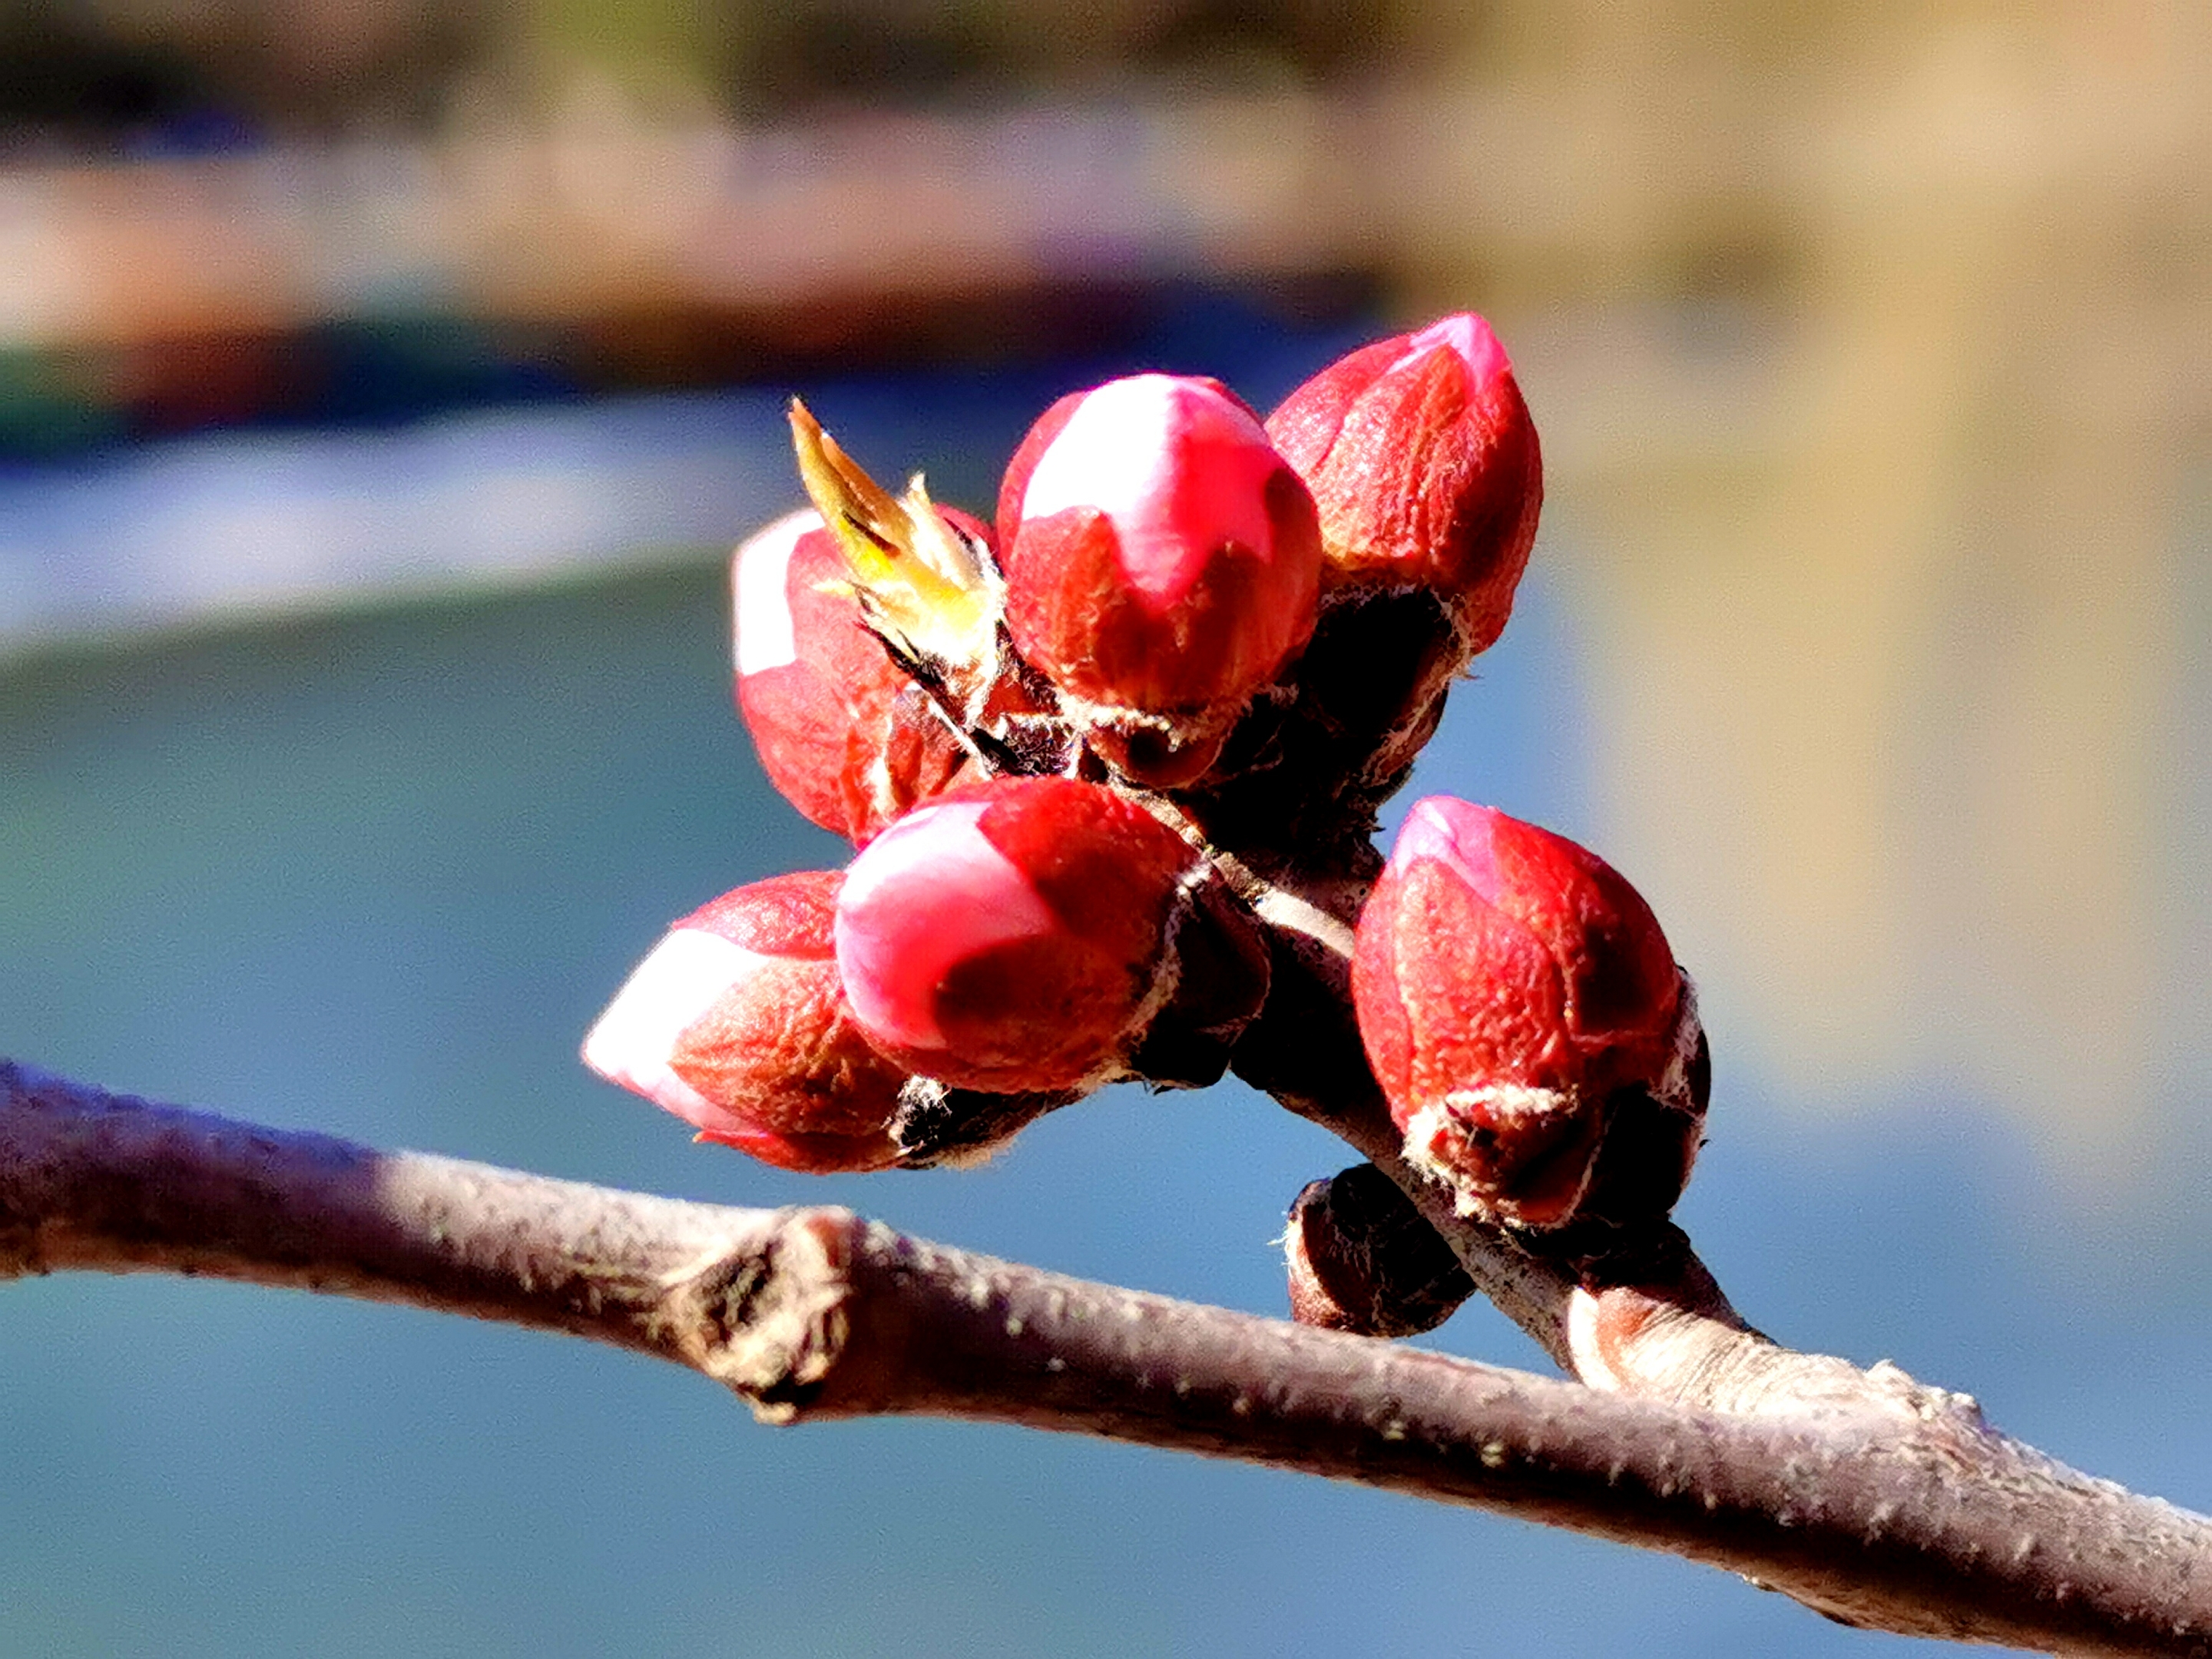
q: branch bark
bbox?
[5,1059,2208,1654]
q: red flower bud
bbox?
[582,869,907,1172]
[1267,313,1541,654]
[733,508,984,843]
[833,777,1210,1093]
[997,375,1322,786]
[1351,797,1701,1230]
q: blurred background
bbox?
[2,2,2208,1654]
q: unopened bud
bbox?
[582,870,906,1171]
[1267,313,1541,656]
[997,375,1322,787]
[1284,1163,1475,1337]
[1351,797,1703,1230]
[834,777,1246,1092]
[733,508,982,843]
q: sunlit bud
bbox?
[1266,313,1541,655]
[1283,1162,1475,1338]
[834,777,1224,1092]
[733,507,981,843]
[996,375,1322,786]
[1351,797,1704,1230]
[582,870,906,1172]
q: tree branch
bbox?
[5,1059,2208,1654]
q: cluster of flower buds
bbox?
[588,310,1707,1266]
[730,315,1538,828]
[585,777,1269,1164]
[1351,796,1707,1233]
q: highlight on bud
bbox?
[996,373,1322,786]
[733,506,980,844]
[582,870,907,1172]
[833,776,1226,1093]
[1351,796,1704,1230]
[1266,312,1541,655]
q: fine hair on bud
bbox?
[996,374,1323,789]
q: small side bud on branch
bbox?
[1285,1162,1476,1336]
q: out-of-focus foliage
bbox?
[0,0,1399,144]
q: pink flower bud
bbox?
[732,508,984,843]
[1351,797,1701,1230]
[582,870,907,1172]
[996,375,1322,785]
[833,777,1210,1092]
[1267,313,1541,654]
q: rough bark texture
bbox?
[6,1059,2210,1654]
